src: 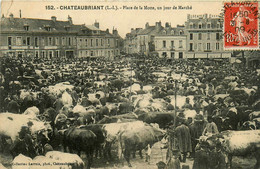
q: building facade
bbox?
[185,14,231,59]
[154,24,186,59]
[0,14,121,59]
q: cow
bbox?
[118,125,165,167]
[78,124,106,159]
[137,112,175,129]
[206,130,260,169]
[12,154,32,169]
[98,113,138,124]
[60,127,97,169]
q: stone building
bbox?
[185,14,231,59]
[154,24,186,58]
[0,14,121,59]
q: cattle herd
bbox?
[0,55,260,169]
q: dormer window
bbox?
[163,30,166,34]
[198,23,202,29]
[171,30,175,35]
[207,23,211,29]
[179,30,184,35]
[44,25,51,31]
[189,23,193,29]
[65,26,70,31]
[24,25,29,31]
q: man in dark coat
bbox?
[192,141,210,169]
[174,121,192,163]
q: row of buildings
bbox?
[0,14,123,59]
[124,14,232,59]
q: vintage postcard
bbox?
[0,0,260,169]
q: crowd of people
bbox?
[0,54,260,169]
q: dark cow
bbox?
[138,112,175,129]
[118,125,165,167]
[61,127,97,169]
[78,124,106,159]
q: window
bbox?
[189,43,193,51]
[56,37,59,45]
[35,37,38,47]
[86,51,88,56]
[8,37,12,46]
[198,43,202,51]
[171,52,175,58]
[16,37,22,46]
[207,43,211,50]
[41,38,45,46]
[171,41,174,47]
[62,38,65,45]
[189,23,193,29]
[49,51,53,59]
[107,39,110,46]
[48,37,52,46]
[68,37,71,46]
[35,51,39,58]
[216,43,220,50]
[216,33,220,40]
[91,51,94,56]
[171,30,175,35]
[96,39,99,46]
[207,33,210,40]
[55,51,59,57]
[199,24,202,29]
[217,23,220,28]
[91,39,93,47]
[85,39,88,47]
[190,33,193,40]
[24,26,29,31]
[207,23,211,29]
[163,41,166,48]
[179,40,183,48]
[179,52,183,58]
[27,37,30,46]
[162,52,167,58]
[23,39,26,45]
[101,39,103,46]
[198,33,202,40]
[79,39,82,46]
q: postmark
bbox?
[224,1,259,49]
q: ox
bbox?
[118,125,165,167]
[206,130,260,169]
[60,127,97,169]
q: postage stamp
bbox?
[224,1,259,49]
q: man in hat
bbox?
[175,121,192,163]
[182,97,192,110]
[165,149,181,169]
[192,141,210,169]
[202,116,219,136]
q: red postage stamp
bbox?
[224,2,259,49]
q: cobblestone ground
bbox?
[0,141,256,169]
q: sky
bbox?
[1,0,223,37]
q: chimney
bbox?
[155,21,161,30]
[106,28,109,33]
[113,28,118,35]
[204,14,208,19]
[51,16,57,22]
[9,13,14,19]
[19,10,21,18]
[187,14,190,20]
[2,14,4,18]
[68,15,72,24]
[145,22,149,29]
[94,20,99,29]
[165,22,170,28]
[131,28,134,32]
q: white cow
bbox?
[23,106,40,119]
[0,113,52,141]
